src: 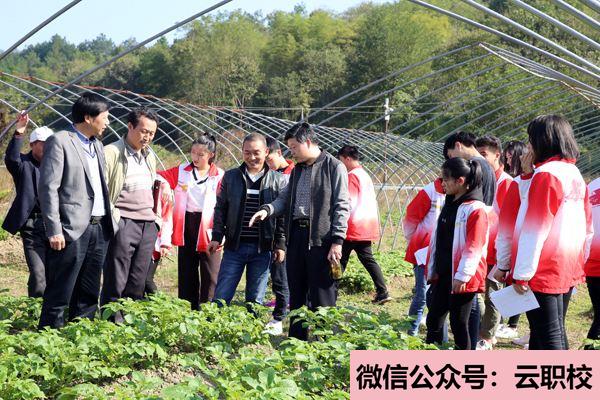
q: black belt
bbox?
[90,216,103,225]
[294,219,310,228]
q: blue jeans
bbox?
[213,242,271,305]
[408,264,427,335]
[409,264,448,341]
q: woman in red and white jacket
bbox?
[495,115,591,350]
[425,157,488,350]
[585,177,600,346]
[157,134,225,310]
[402,177,445,335]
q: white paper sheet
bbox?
[489,285,540,318]
[414,247,429,266]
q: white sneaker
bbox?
[512,334,530,347]
[263,319,283,336]
[476,339,493,350]
[496,325,519,339]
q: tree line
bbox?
[0,1,597,142]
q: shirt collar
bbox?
[124,139,142,157]
[72,124,95,145]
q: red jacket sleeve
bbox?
[496,181,521,271]
[403,189,431,241]
[455,208,488,282]
[157,166,179,190]
[496,178,511,210]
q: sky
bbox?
[0,0,389,50]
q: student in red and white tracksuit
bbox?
[475,136,513,348]
[426,157,488,350]
[585,177,600,345]
[338,145,390,304]
[403,178,445,335]
[263,136,294,335]
[496,115,591,350]
[144,181,174,295]
[157,135,225,310]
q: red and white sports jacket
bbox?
[280,159,295,176]
[495,175,531,274]
[426,200,488,293]
[403,179,445,264]
[157,163,224,252]
[486,167,513,267]
[346,166,380,242]
[152,185,174,260]
[510,158,591,293]
[585,177,600,277]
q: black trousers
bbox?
[287,221,338,340]
[507,314,520,328]
[270,259,289,321]
[145,258,159,295]
[178,212,221,310]
[562,287,573,350]
[426,273,475,350]
[468,295,480,349]
[340,240,388,295]
[20,216,47,298]
[39,220,110,329]
[587,277,600,341]
[526,291,566,350]
[101,218,158,309]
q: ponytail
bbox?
[466,159,483,190]
[441,157,483,191]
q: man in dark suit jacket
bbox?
[38,93,116,329]
[2,113,53,297]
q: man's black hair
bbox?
[266,135,281,152]
[71,92,110,124]
[443,131,477,160]
[337,144,361,160]
[284,122,318,144]
[475,135,502,153]
[127,107,159,128]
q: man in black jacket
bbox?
[208,133,286,309]
[2,113,53,297]
[250,122,350,340]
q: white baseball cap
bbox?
[30,126,54,143]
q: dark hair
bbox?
[475,135,502,153]
[503,140,527,177]
[527,115,579,164]
[265,136,281,152]
[127,107,159,128]
[337,144,361,160]
[443,131,477,160]
[441,157,483,191]
[71,92,110,123]
[284,122,318,144]
[242,132,267,147]
[191,132,217,164]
